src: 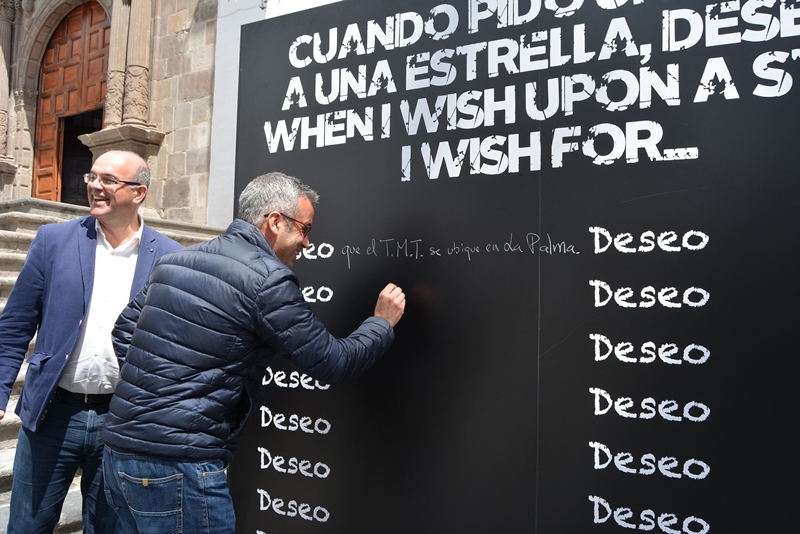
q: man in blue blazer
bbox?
[0,150,182,533]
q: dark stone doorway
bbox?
[60,108,103,207]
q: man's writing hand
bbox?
[374,283,406,328]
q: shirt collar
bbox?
[95,215,144,253]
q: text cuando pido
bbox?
[260,0,800,179]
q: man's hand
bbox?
[0,410,5,421]
[374,283,406,328]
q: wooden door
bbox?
[33,1,110,201]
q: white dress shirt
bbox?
[58,220,143,394]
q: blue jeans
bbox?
[103,447,235,534]
[7,396,119,533]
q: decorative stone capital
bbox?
[0,0,20,20]
[13,88,37,108]
[0,108,8,153]
[105,69,125,127]
[79,124,165,162]
[122,65,149,126]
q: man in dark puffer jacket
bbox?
[102,172,406,533]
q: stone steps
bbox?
[0,230,34,252]
[0,198,224,247]
[0,277,14,307]
[0,199,224,311]
[0,198,224,532]
[0,211,65,234]
[0,253,26,279]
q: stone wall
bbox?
[148,0,217,223]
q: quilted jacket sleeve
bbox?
[254,268,394,385]
[112,282,149,370]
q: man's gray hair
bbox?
[133,164,151,188]
[238,172,320,227]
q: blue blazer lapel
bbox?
[78,217,97,311]
[131,225,158,299]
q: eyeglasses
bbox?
[278,213,312,237]
[84,173,140,188]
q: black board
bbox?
[230,1,800,531]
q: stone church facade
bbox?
[0,0,219,224]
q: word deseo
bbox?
[589,227,709,254]
[589,280,710,308]
[590,388,711,422]
[261,406,331,434]
[590,334,711,365]
[589,495,710,534]
[263,367,330,390]
[589,441,710,480]
[302,285,334,303]
[258,448,331,479]
[295,242,335,260]
[258,489,329,523]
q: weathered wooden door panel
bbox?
[33,1,109,201]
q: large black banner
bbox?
[231,1,800,532]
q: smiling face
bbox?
[272,196,315,268]
[87,151,147,232]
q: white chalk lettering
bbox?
[302,286,334,303]
[590,334,711,365]
[590,388,711,422]
[590,441,711,480]
[589,495,710,533]
[590,227,709,253]
[590,280,710,308]
[262,368,330,390]
[260,406,332,434]
[257,448,331,479]
[295,243,335,261]
[257,489,330,523]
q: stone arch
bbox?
[10,0,111,195]
[14,0,111,93]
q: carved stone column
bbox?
[122,0,151,126]
[83,0,162,172]
[104,0,131,127]
[0,0,17,193]
[8,88,36,197]
[0,1,16,158]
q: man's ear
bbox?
[133,185,148,204]
[261,212,281,244]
